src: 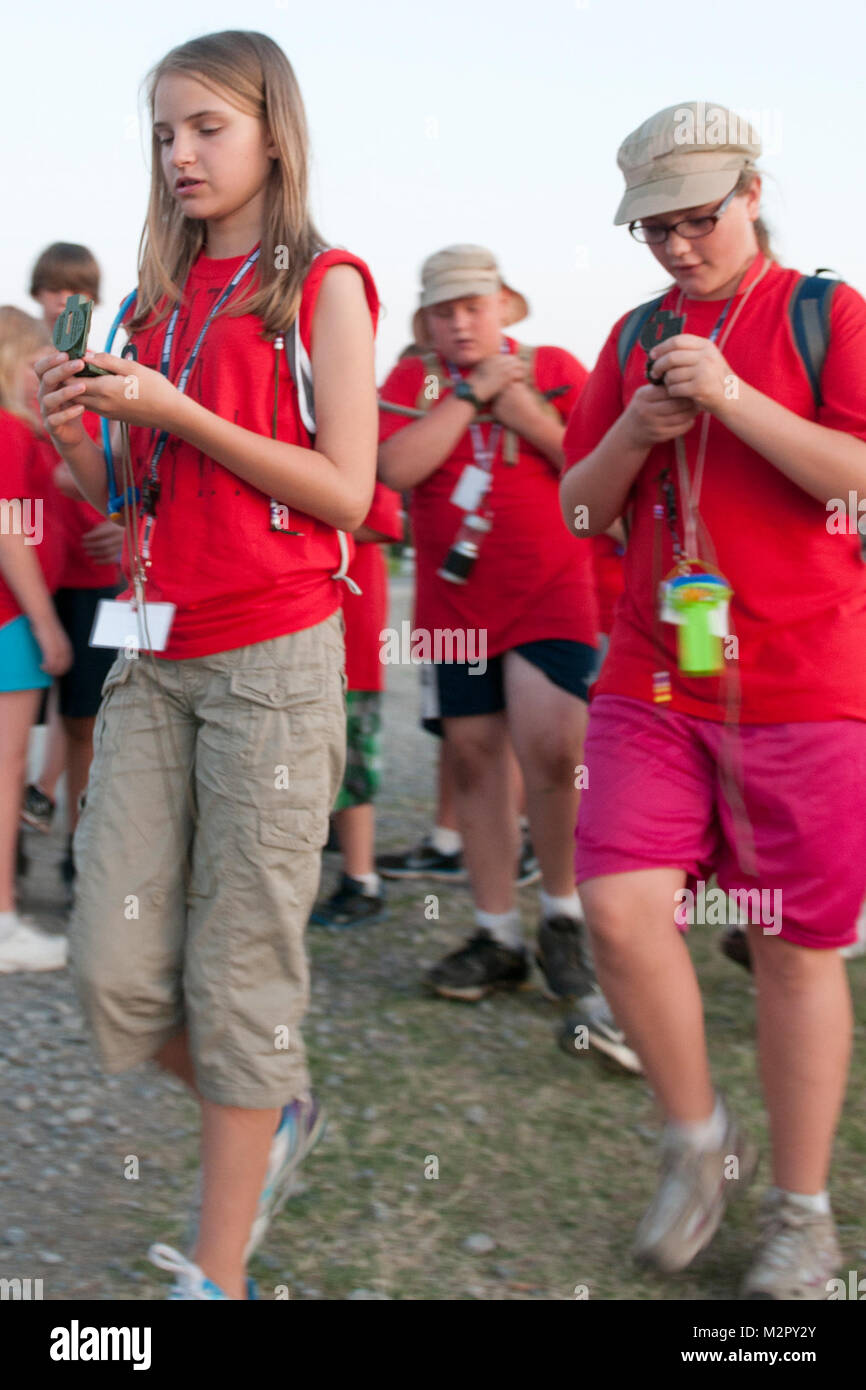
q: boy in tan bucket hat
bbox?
[378,244,640,1075]
[410,245,529,347]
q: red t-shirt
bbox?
[0,410,66,627]
[120,246,379,659]
[564,254,866,722]
[592,534,626,636]
[342,482,403,691]
[378,339,598,656]
[54,410,122,590]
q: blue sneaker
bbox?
[148,1243,258,1300]
[244,1096,327,1260]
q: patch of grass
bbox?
[232,875,866,1299]
[102,870,866,1300]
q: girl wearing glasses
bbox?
[561,102,866,1299]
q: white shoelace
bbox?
[759,1208,828,1277]
[148,1243,216,1299]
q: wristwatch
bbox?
[454,379,483,410]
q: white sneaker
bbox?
[0,915,68,973]
[634,1108,759,1273]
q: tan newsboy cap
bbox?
[411,244,529,347]
[614,101,762,226]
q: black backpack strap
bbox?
[617,294,667,374]
[789,272,841,410]
[614,294,671,546]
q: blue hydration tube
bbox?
[101,289,139,519]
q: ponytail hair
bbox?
[735,165,774,260]
[129,30,327,340]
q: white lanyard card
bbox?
[450,464,490,513]
[90,599,176,653]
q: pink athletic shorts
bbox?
[575,694,866,950]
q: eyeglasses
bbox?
[629,188,737,245]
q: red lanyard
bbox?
[671,257,771,562]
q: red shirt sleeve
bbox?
[817,283,866,443]
[534,345,590,423]
[378,356,426,443]
[298,250,379,356]
[563,320,628,467]
[362,481,403,541]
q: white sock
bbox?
[0,910,18,944]
[518,815,530,832]
[430,825,461,856]
[476,908,523,950]
[351,872,381,896]
[539,889,583,923]
[669,1095,727,1152]
[770,1186,831,1215]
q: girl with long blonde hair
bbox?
[37,30,379,1299]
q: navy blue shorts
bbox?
[54,585,124,719]
[420,639,598,736]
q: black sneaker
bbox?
[309,873,386,929]
[425,932,529,1001]
[515,830,541,888]
[720,926,752,972]
[535,915,596,1001]
[21,784,55,833]
[377,835,466,883]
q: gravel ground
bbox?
[3,574,865,1301]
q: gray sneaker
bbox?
[741,1190,841,1300]
[633,1106,758,1273]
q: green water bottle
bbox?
[669,575,731,676]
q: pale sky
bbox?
[4,0,864,377]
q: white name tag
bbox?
[90,599,176,652]
[450,464,490,513]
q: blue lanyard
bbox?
[708,296,733,343]
[101,249,260,519]
[445,338,509,474]
[676,289,735,346]
[141,247,261,512]
[102,290,139,517]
